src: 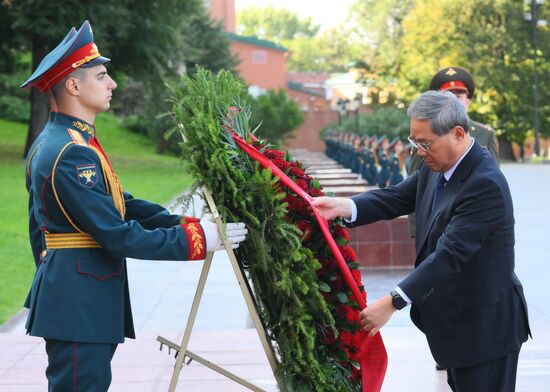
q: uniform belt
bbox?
[44,232,102,249]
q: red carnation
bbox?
[351,269,362,285]
[295,220,312,242]
[296,178,308,191]
[289,165,305,177]
[341,245,357,262]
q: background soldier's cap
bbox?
[377,134,388,144]
[429,67,475,99]
[21,20,110,93]
[389,137,401,149]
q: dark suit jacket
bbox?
[407,119,499,238]
[351,141,530,368]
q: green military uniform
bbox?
[470,120,499,164]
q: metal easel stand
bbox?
[157,186,279,392]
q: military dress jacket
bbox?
[24,112,205,344]
[350,141,530,368]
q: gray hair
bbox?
[407,90,470,135]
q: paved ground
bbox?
[1,163,549,391]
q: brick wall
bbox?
[348,217,416,268]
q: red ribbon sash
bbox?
[230,132,387,392]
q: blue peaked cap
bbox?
[21,20,110,92]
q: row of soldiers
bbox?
[324,130,412,188]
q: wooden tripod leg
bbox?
[168,251,215,392]
[202,187,279,374]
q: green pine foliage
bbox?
[171,68,356,391]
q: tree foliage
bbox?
[349,0,550,158]
[237,6,359,72]
[237,5,320,43]
[250,89,304,145]
[0,0,237,155]
[349,0,414,78]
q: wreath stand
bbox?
[157,187,279,392]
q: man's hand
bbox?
[201,221,248,252]
[312,196,352,220]
[359,294,396,337]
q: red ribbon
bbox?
[230,132,387,392]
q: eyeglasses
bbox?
[407,134,441,153]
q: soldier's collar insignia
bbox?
[67,128,88,146]
[76,164,98,188]
[72,120,95,137]
[446,68,457,76]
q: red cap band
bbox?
[439,80,468,93]
[35,42,101,92]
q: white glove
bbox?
[200,220,248,252]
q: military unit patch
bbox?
[76,164,98,188]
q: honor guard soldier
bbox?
[376,134,390,188]
[21,21,247,391]
[363,136,379,185]
[388,137,404,185]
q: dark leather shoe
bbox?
[435,363,446,371]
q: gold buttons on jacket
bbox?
[41,250,47,257]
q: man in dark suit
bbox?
[408,66,500,238]
[20,21,247,391]
[313,90,530,391]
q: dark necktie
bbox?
[432,174,447,212]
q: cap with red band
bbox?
[21,20,110,93]
[429,67,475,99]
[439,80,468,93]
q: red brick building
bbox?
[206,0,362,152]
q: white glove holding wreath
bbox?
[200,219,248,252]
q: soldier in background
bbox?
[388,137,404,185]
[376,134,390,188]
[360,136,379,185]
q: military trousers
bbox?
[45,338,118,392]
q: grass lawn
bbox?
[0,114,194,325]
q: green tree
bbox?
[237,5,320,43]
[286,28,363,72]
[237,5,360,72]
[396,0,550,160]
[349,0,414,79]
[1,0,236,156]
[250,89,304,144]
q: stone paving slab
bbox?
[306,164,345,171]
[306,168,352,174]
[314,173,361,180]
[318,178,369,186]
[322,185,373,196]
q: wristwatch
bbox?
[390,290,407,310]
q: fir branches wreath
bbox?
[171,68,369,391]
